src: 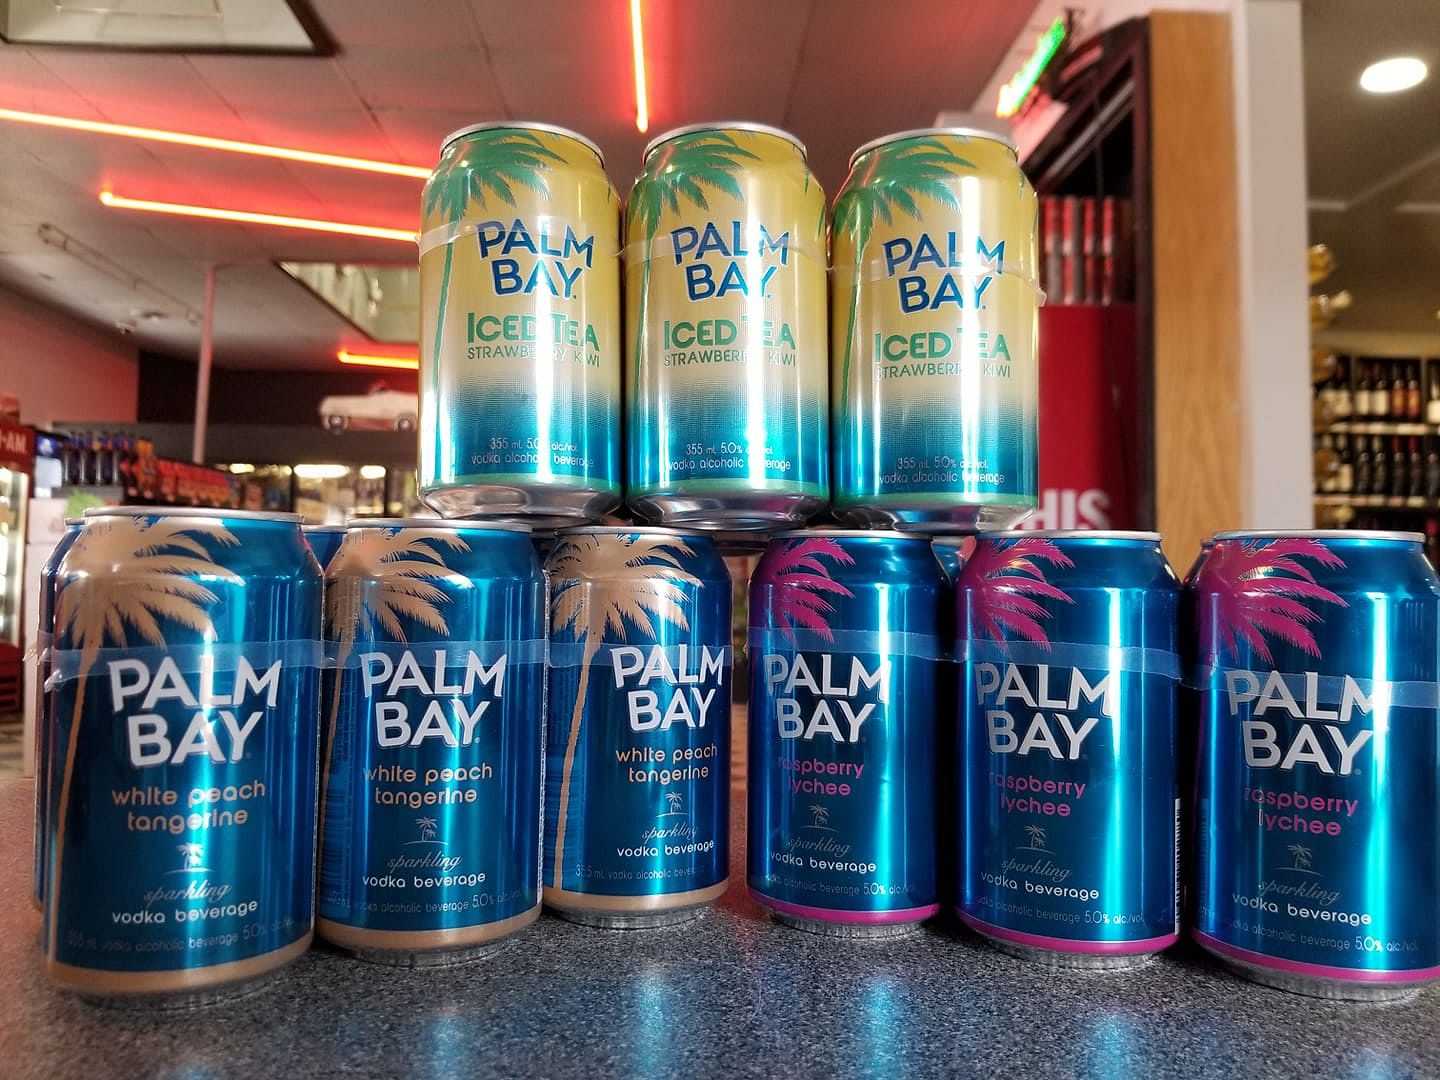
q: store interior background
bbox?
[0,0,1430,775]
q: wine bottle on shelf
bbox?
[1372,435,1389,493]
[1427,441,1440,500]
[1391,437,1408,498]
[1316,433,1335,493]
[1427,519,1440,569]
[1317,371,1337,421]
[1410,437,1424,499]
[1356,363,1373,417]
[1336,434,1354,494]
[1391,362,1407,419]
[1374,365,1391,418]
[1355,438,1373,496]
[1334,358,1353,419]
[1428,363,1440,425]
[1408,362,1423,420]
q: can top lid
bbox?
[83,506,302,524]
[644,122,806,162]
[347,517,531,534]
[557,524,714,541]
[848,126,1017,169]
[303,524,347,533]
[985,530,1163,542]
[772,527,928,542]
[439,122,604,165]
[1214,528,1424,544]
[63,517,83,527]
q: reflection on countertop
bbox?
[4,713,1438,1079]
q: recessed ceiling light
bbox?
[1359,56,1428,94]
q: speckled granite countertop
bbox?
[3,766,1438,1080]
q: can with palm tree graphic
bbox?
[748,530,942,935]
[544,527,732,927]
[318,520,546,962]
[957,531,1181,967]
[419,122,621,526]
[832,128,1040,532]
[1193,530,1440,1000]
[625,123,829,530]
[42,508,322,1004]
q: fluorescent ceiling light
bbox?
[337,349,419,370]
[358,465,388,480]
[294,463,352,480]
[100,190,417,243]
[631,0,649,133]
[1359,57,1428,94]
[0,108,428,178]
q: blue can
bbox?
[318,520,546,963]
[958,531,1181,967]
[303,524,346,570]
[748,530,941,936]
[32,518,82,910]
[44,508,322,1004]
[544,527,732,927]
[1193,530,1440,1000]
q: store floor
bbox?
[0,713,23,778]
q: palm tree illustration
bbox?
[178,843,206,870]
[321,530,469,824]
[425,129,564,369]
[1022,825,1048,851]
[752,537,855,643]
[416,817,438,842]
[626,131,758,381]
[48,516,240,960]
[959,538,1074,648]
[1288,843,1313,872]
[663,792,683,814]
[808,804,830,829]
[831,137,974,424]
[1196,539,1346,664]
[548,532,700,887]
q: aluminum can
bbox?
[831,128,1040,532]
[32,518,82,910]
[544,527,732,926]
[625,123,828,530]
[303,524,346,570]
[1193,530,1440,1000]
[958,531,1180,966]
[748,530,941,935]
[419,122,621,525]
[318,520,545,963]
[43,508,321,1004]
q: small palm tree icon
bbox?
[664,793,683,814]
[178,843,205,870]
[808,804,830,828]
[1288,844,1313,871]
[416,817,438,842]
[1023,826,1048,851]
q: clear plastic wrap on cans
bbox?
[42,508,322,1006]
[1192,530,1440,1000]
[317,520,546,964]
[544,527,732,927]
[832,128,1040,532]
[302,524,346,570]
[419,122,621,525]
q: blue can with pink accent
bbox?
[1193,529,1440,1000]
[747,530,941,937]
[958,531,1181,967]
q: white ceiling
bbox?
[1304,0,1440,340]
[0,0,1038,370]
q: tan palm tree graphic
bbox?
[663,792,683,814]
[47,515,240,960]
[321,529,470,822]
[1287,843,1314,872]
[548,532,700,887]
[178,842,206,870]
[416,817,439,842]
[1022,825,1048,851]
[807,804,830,829]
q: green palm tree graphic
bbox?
[626,131,758,382]
[831,137,974,426]
[424,130,566,368]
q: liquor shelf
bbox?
[1328,421,1432,436]
[1,771,1434,1080]
[1314,494,1434,509]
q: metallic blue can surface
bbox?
[544,527,732,927]
[958,532,1180,965]
[303,524,345,570]
[1193,530,1440,1000]
[44,509,321,1002]
[318,521,545,962]
[748,530,941,935]
[32,519,82,910]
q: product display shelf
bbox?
[5,729,1436,1079]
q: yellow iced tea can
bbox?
[625,123,828,530]
[419,122,621,525]
[832,128,1040,531]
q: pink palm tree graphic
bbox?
[754,537,854,642]
[959,538,1074,647]
[1197,539,1347,664]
